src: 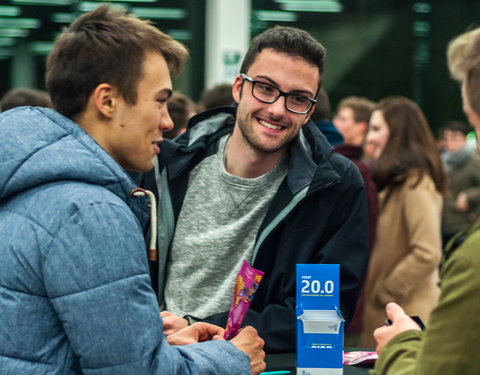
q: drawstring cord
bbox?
[131,187,157,262]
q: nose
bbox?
[160,104,174,132]
[267,94,288,118]
[365,131,374,144]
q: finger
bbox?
[385,302,406,321]
[162,317,173,330]
[212,335,224,340]
[163,327,177,336]
[194,323,225,341]
[160,311,171,318]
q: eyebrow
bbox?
[252,74,315,97]
[158,88,173,98]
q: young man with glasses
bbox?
[139,26,369,353]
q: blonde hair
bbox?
[448,27,480,116]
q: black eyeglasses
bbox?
[240,73,316,114]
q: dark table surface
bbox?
[265,350,374,374]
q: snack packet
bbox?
[224,260,264,340]
[343,351,378,366]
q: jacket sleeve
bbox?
[373,230,480,375]
[372,330,422,375]
[375,180,442,305]
[202,296,297,353]
[43,199,249,375]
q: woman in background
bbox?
[360,96,447,348]
[371,27,480,375]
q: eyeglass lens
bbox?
[252,81,312,113]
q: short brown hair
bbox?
[165,92,196,139]
[1,88,52,111]
[46,5,188,119]
[448,27,480,118]
[240,26,325,90]
[336,96,375,124]
[199,83,233,111]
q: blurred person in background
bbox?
[360,96,447,348]
[198,82,234,111]
[441,120,480,245]
[164,91,197,139]
[371,26,480,375]
[310,87,343,146]
[333,96,378,346]
[0,87,52,111]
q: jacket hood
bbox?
[0,107,138,205]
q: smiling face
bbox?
[231,48,319,156]
[366,109,390,160]
[105,52,173,172]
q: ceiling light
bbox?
[413,2,431,13]
[130,7,186,19]
[78,1,127,12]
[254,10,298,22]
[11,0,73,5]
[0,28,29,37]
[30,41,54,55]
[88,0,156,2]
[0,6,21,16]
[51,12,76,23]
[0,37,15,46]
[167,29,191,41]
[277,1,343,12]
[0,18,41,28]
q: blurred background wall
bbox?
[1,0,479,130]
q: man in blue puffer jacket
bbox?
[0,5,265,375]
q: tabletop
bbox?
[265,351,373,375]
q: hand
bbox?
[166,322,225,346]
[455,192,469,212]
[229,326,266,375]
[161,311,188,335]
[373,302,421,353]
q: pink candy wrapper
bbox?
[343,351,378,366]
[224,260,264,340]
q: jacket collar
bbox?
[162,107,341,195]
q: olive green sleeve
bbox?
[372,229,480,375]
[371,330,422,375]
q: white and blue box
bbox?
[296,264,344,375]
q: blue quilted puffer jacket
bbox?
[0,107,249,374]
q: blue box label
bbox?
[296,264,343,374]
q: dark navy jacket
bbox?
[140,107,370,353]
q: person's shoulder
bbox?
[326,150,364,183]
[27,180,129,217]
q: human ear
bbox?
[92,83,118,119]
[232,74,244,104]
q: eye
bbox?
[256,83,276,95]
[289,94,309,105]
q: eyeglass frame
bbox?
[240,73,317,114]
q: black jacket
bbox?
[139,107,369,353]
